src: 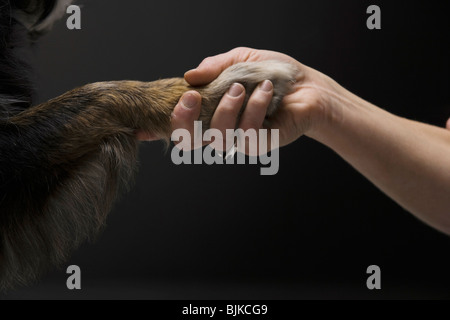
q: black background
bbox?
[2,0,450,299]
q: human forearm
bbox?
[179,47,450,234]
[308,84,450,234]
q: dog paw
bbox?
[198,61,298,128]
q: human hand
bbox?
[181,47,345,148]
[169,75,276,155]
[136,68,276,155]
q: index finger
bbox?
[184,47,257,86]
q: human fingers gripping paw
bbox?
[209,83,245,152]
[170,91,202,149]
[237,80,274,156]
[189,60,297,155]
[239,80,273,131]
[184,55,228,86]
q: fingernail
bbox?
[227,83,244,97]
[181,93,197,109]
[260,80,273,92]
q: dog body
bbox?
[0,0,297,290]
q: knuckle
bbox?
[233,46,250,54]
[218,95,242,113]
[308,92,324,108]
[249,94,271,108]
[217,101,240,117]
[231,47,253,61]
[200,56,213,66]
[240,120,260,131]
[232,47,245,54]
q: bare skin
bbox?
[143,47,450,235]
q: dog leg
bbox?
[0,61,297,290]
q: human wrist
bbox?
[304,73,372,148]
